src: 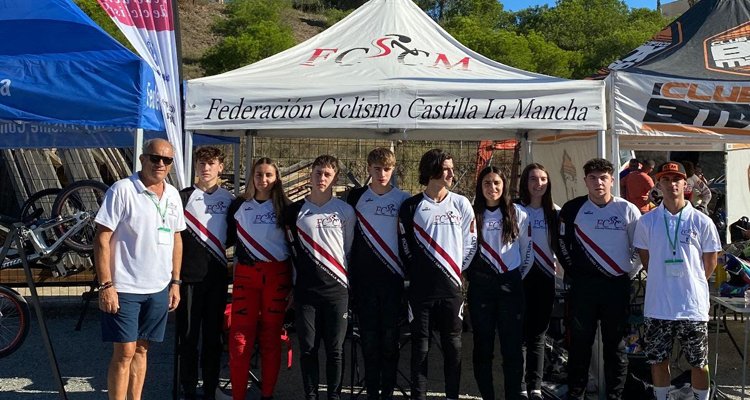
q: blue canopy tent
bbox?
[0,0,164,130]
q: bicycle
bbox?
[0,180,108,358]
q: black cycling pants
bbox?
[523,265,555,394]
[567,274,630,400]
[296,299,349,400]
[408,294,463,400]
[176,279,228,394]
[354,284,404,400]
[468,268,525,400]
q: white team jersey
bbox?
[354,187,410,277]
[478,204,530,274]
[411,192,477,287]
[295,197,356,287]
[634,203,721,321]
[565,197,640,276]
[234,198,289,262]
[184,186,233,264]
[524,205,559,278]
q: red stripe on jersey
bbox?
[236,220,279,262]
[185,210,225,253]
[481,241,508,273]
[574,225,625,275]
[414,223,461,278]
[355,210,401,269]
[297,227,348,277]
[533,243,555,271]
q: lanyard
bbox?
[146,192,169,225]
[663,208,683,257]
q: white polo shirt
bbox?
[95,173,186,294]
[633,203,721,321]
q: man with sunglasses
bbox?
[95,138,186,400]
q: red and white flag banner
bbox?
[97,0,186,188]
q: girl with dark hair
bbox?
[226,157,292,400]
[466,166,530,400]
[518,163,559,400]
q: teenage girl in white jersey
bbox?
[226,158,291,400]
[518,163,559,400]
[466,166,530,400]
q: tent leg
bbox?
[597,129,606,159]
[611,132,621,196]
[244,134,255,187]
[233,142,241,196]
[183,130,193,188]
[134,128,144,172]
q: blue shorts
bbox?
[101,286,169,343]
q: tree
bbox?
[200,0,296,75]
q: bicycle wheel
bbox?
[20,188,62,221]
[0,285,30,358]
[51,180,109,253]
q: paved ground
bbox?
[1,296,749,399]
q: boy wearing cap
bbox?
[633,161,720,400]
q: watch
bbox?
[170,279,182,286]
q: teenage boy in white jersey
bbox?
[345,148,410,400]
[284,155,355,400]
[176,147,234,400]
[633,161,720,400]
[558,158,640,400]
[398,149,477,400]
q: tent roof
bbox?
[604,0,750,141]
[608,0,750,81]
[0,0,164,130]
[185,0,605,137]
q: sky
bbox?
[500,0,658,12]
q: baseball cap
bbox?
[654,161,687,180]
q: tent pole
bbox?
[234,142,241,196]
[611,132,621,196]
[134,128,144,172]
[597,129,606,159]
[244,131,255,189]
[183,130,193,187]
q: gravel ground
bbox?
[1,296,749,399]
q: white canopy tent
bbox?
[184,0,605,157]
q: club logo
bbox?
[706,21,750,76]
[301,34,471,70]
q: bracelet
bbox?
[170,279,182,286]
[98,281,113,291]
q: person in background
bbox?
[398,149,477,400]
[226,158,292,400]
[558,158,641,400]
[633,161,720,400]
[517,163,559,400]
[465,166,530,400]
[345,147,410,400]
[94,138,185,400]
[622,159,655,213]
[619,158,640,182]
[176,146,234,400]
[284,155,355,400]
[683,161,712,214]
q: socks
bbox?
[693,387,709,400]
[654,386,670,400]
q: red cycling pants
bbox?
[229,260,292,399]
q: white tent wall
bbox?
[726,148,750,233]
[527,133,602,203]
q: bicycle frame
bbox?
[0,211,92,270]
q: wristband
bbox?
[170,279,182,286]
[98,281,113,290]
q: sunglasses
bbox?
[145,154,174,165]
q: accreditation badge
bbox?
[158,227,173,245]
[664,258,685,277]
